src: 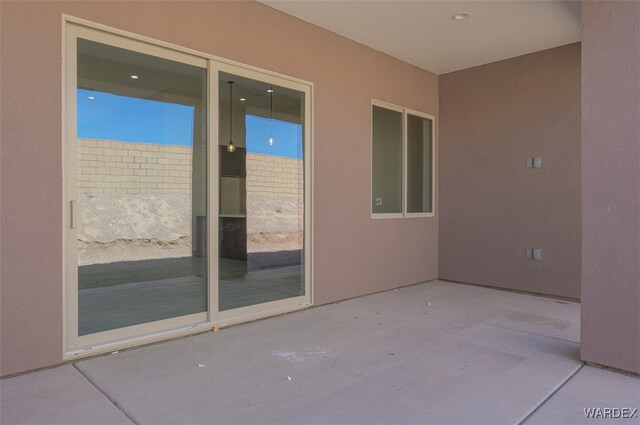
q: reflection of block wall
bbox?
[246,153,303,199]
[78,139,303,197]
[78,139,192,194]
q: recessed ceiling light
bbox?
[130,75,139,79]
[266,89,274,93]
[239,98,246,102]
[452,12,471,21]
[88,96,95,100]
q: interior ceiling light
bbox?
[240,98,246,102]
[266,88,274,93]
[88,96,95,100]
[130,75,139,79]
[452,12,471,21]
[227,81,236,153]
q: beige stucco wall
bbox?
[439,43,582,299]
[581,1,640,374]
[0,1,438,376]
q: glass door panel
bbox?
[218,71,305,311]
[76,39,207,335]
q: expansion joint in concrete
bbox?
[72,362,140,425]
[517,363,585,425]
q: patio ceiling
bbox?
[258,0,581,74]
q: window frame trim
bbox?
[370,100,436,219]
[404,107,436,218]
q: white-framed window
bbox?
[371,100,435,218]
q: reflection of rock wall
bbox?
[246,153,303,198]
[77,139,305,264]
[78,139,304,198]
[77,193,193,265]
[78,193,191,243]
[78,139,192,194]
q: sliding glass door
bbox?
[65,22,311,353]
[217,71,307,312]
[67,29,209,345]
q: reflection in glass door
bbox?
[75,38,208,336]
[218,72,306,311]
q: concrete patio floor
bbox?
[1,280,638,425]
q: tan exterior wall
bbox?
[0,1,438,376]
[439,43,581,299]
[581,1,640,374]
[77,140,302,197]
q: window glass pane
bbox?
[76,39,207,335]
[218,72,305,311]
[407,114,433,213]
[372,105,403,214]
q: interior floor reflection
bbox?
[78,256,302,335]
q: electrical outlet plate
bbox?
[526,248,541,260]
[526,157,542,168]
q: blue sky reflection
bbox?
[77,89,302,158]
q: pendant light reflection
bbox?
[268,86,274,147]
[227,81,236,153]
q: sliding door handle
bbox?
[70,200,77,229]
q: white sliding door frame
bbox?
[210,61,313,326]
[62,16,313,360]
